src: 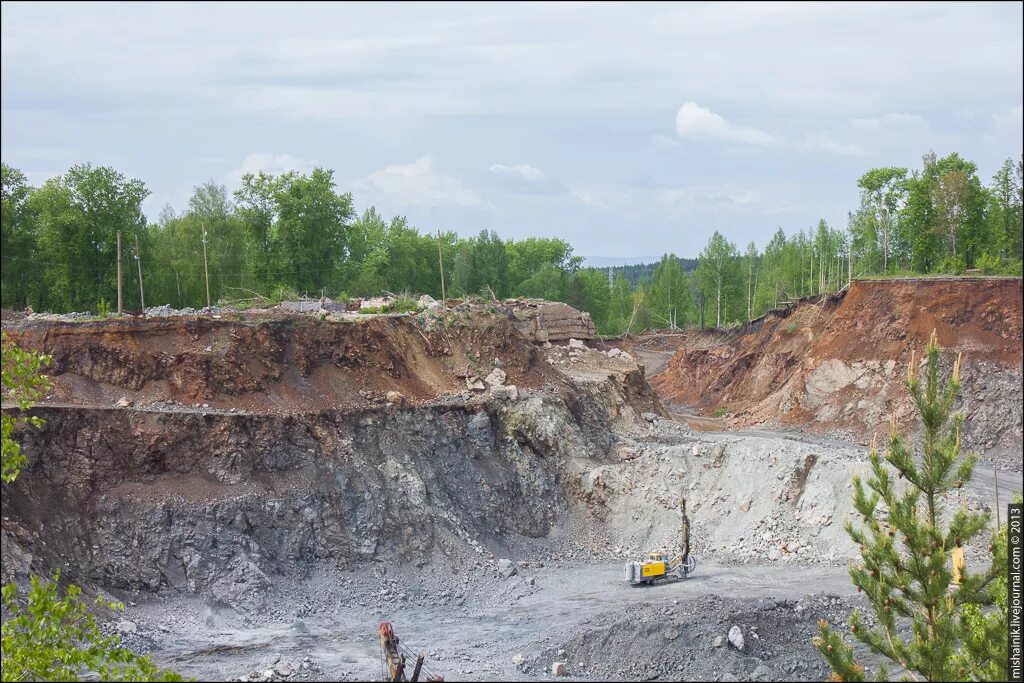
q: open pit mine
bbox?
[2,279,1021,682]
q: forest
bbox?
[1,151,1021,335]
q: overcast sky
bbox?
[2,1,1022,263]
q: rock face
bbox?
[4,386,621,608]
[652,278,1024,469]
[512,302,596,343]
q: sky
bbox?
[2,1,1022,264]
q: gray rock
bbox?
[713,635,724,648]
[497,558,517,578]
[568,338,586,350]
[484,368,507,387]
[490,384,519,401]
[552,661,568,676]
[727,625,745,651]
[211,555,271,613]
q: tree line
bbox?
[1,150,1021,334]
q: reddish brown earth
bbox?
[2,314,554,413]
[649,278,1023,467]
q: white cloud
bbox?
[850,112,930,131]
[226,153,319,187]
[800,131,866,156]
[658,185,799,214]
[571,187,633,211]
[362,155,483,208]
[488,163,546,181]
[675,102,778,146]
[651,134,679,148]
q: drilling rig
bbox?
[623,497,696,585]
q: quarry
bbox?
[1,278,1021,682]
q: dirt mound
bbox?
[652,278,1023,468]
[2,314,552,412]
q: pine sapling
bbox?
[815,331,1005,681]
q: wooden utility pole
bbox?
[437,230,447,328]
[848,239,853,286]
[116,230,123,314]
[201,223,211,308]
[134,234,145,311]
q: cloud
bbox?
[657,185,799,214]
[651,134,679,148]
[675,102,778,146]
[800,131,866,156]
[570,187,633,211]
[486,162,566,195]
[226,153,320,187]
[362,155,483,208]
[850,112,930,131]
[488,163,546,181]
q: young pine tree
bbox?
[815,331,1005,681]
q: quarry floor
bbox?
[111,419,1018,683]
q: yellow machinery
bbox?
[624,498,696,585]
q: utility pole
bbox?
[848,239,853,286]
[201,222,211,308]
[116,230,123,314]
[134,234,145,311]
[437,230,447,328]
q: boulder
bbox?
[511,302,595,342]
[466,376,486,391]
[211,555,271,613]
[386,391,404,404]
[484,368,507,387]
[728,625,745,651]
[418,294,440,310]
[490,385,519,401]
[552,662,568,677]
[497,558,518,578]
[713,635,724,648]
[115,397,132,408]
[568,338,587,350]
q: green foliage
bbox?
[953,500,1015,682]
[1,337,185,683]
[815,332,1005,681]
[30,164,150,312]
[1,334,51,483]
[96,298,110,317]
[2,150,1019,333]
[1,574,185,682]
[695,231,741,328]
[649,253,695,329]
[392,294,421,314]
[567,269,612,334]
